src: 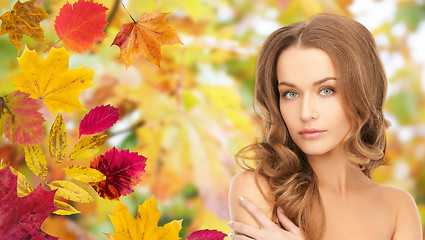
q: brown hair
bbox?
[237,13,391,239]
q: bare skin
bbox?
[229,170,422,240]
[228,47,422,239]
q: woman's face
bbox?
[276,47,351,156]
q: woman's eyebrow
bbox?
[277,77,337,87]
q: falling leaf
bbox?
[53,0,108,53]
[111,12,183,68]
[79,104,120,137]
[0,167,57,239]
[53,200,81,215]
[49,114,67,164]
[48,180,93,203]
[63,165,106,183]
[187,229,227,240]
[24,145,48,179]
[0,91,45,145]
[0,0,51,53]
[105,197,182,240]
[68,134,110,160]
[90,147,147,200]
[11,47,94,115]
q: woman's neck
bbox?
[307,147,372,198]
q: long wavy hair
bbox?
[236,13,391,240]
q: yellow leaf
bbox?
[63,165,106,183]
[49,113,67,164]
[68,135,110,161]
[106,197,182,240]
[53,200,81,215]
[11,47,94,115]
[0,159,6,168]
[49,180,93,203]
[24,145,47,179]
[10,166,34,197]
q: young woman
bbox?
[228,14,422,240]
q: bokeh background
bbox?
[1,0,424,239]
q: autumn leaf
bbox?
[48,180,93,203]
[68,134,110,160]
[0,91,45,145]
[187,229,227,240]
[90,147,147,200]
[24,145,48,179]
[0,167,57,239]
[0,0,51,53]
[0,164,34,197]
[11,47,94,115]
[10,166,34,197]
[53,0,108,53]
[63,165,106,183]
[49,114,67,164]
[105,197,182,240]
[53,200,81,215]
[111,12,183,68]
[79,104,120,137]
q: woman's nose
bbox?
[300,95,318,121]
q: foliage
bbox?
[0,91,45,145]
[79,104,120,137]
[11,47,94,115]
[0,0,51,52]
[0,167,57,239]
[112,12,183,68]
[90,147,147,200]
[106,197,182,239]
[53,0,108,53]
[187,229,228,240]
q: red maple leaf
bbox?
[53,0,108,53]
[187,229,227,240]
[0,91,45,145]
[79,104,120,137]
[0,167,57,239]
[90,147,147,200]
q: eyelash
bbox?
[280,87,336,100]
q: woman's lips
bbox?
[299,129,326,139]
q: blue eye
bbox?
[319,88,335,96]
[282,91,298,99]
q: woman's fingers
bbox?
[228,221,259,238]
[277,207,301,235]
[238,196,273,228]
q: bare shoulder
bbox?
[228,170,274,227]
[372,182,422,239]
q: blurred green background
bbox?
[1,0,424,239]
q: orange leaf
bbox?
[111,12,183,68]
[0,0,51,53]
[53,0,108,53]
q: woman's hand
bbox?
[228,196,305,240]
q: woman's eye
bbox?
[282,91,298,99]
[319,88,335,96]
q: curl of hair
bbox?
[236,13,390,240]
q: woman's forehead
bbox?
[276,47,337,86]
